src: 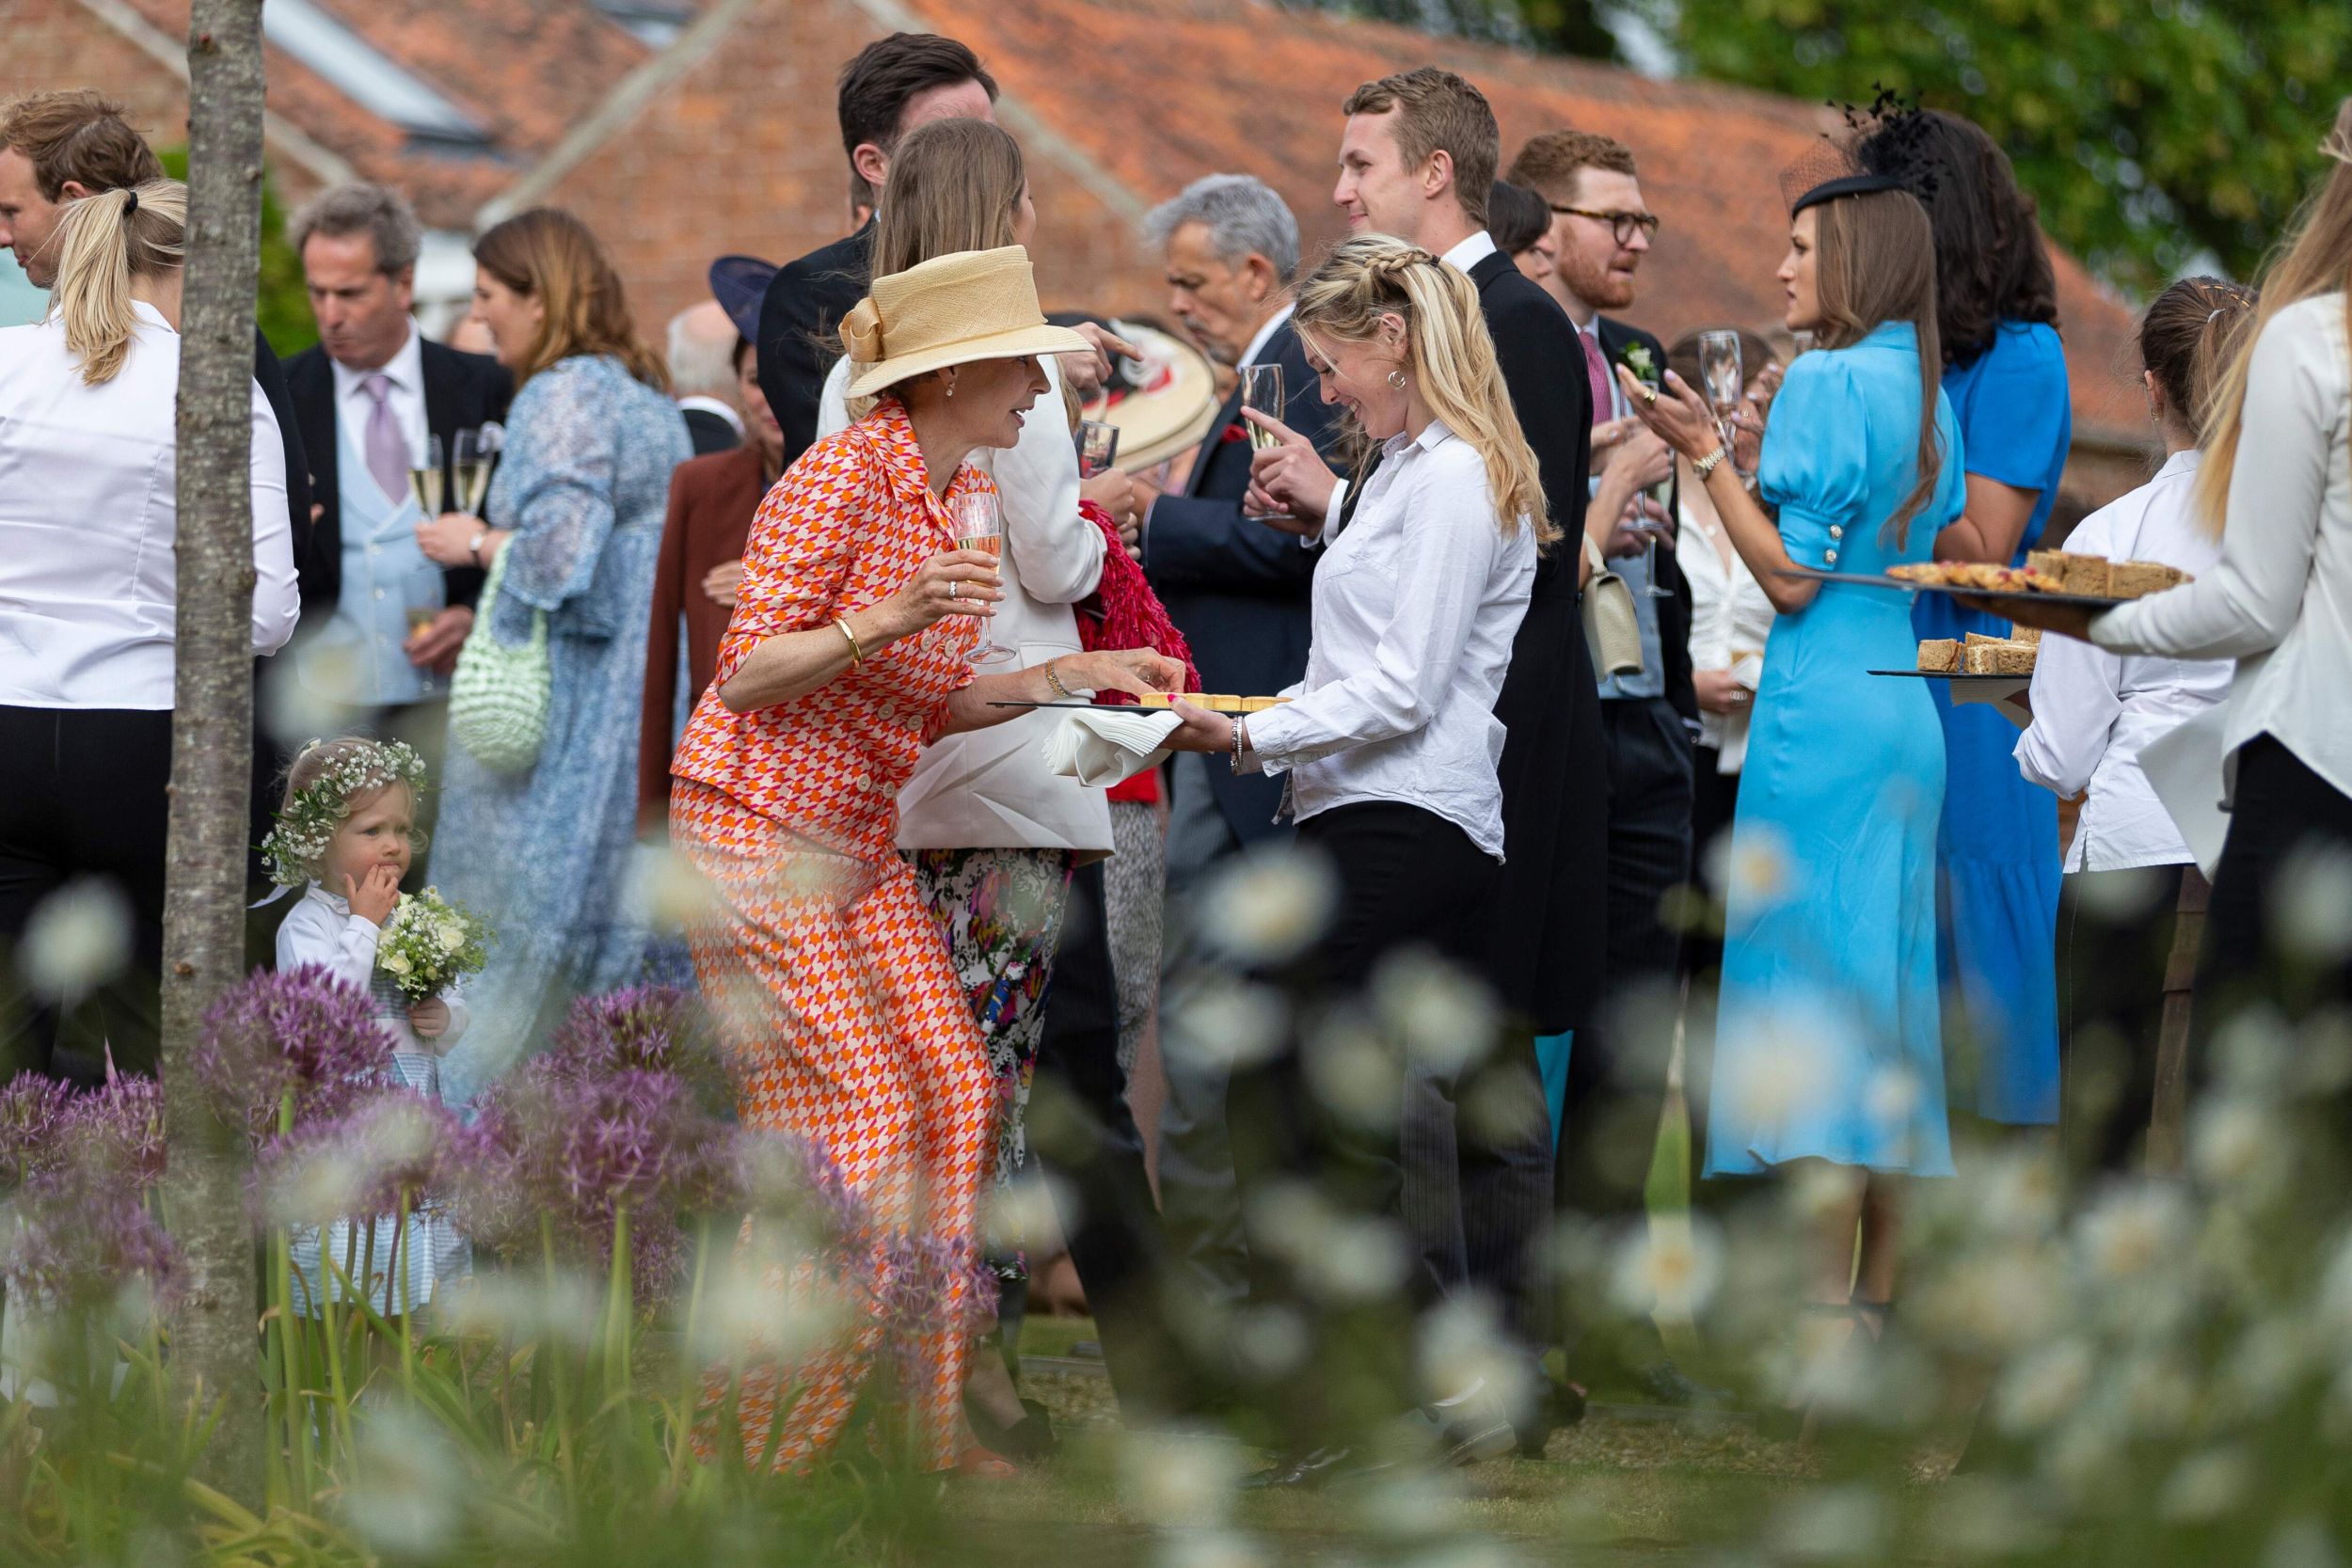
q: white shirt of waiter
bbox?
[0,301,299,707]
[2091,293,2352,801]
[1242,418,1536,860]
[2015,449,2231,870]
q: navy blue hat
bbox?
[708,255,778,346]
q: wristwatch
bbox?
[467,530,489,566]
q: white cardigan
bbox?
[2092,293,2352,804]
[818,354,1113,853]
[1677,506,1775,772]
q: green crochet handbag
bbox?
[448,546,550,774]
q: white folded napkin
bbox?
[1042,707,1183,787]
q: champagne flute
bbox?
[451,428,494,517]
[1076,420,1120,479]
[1238,364,1288,523]
[405,579,445,696]
[1697,330,1745,453]
[405,433,445,518]
[948,489,1015,668]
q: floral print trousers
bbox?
[909,847,1074,1275]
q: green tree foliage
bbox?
[157,144,316,355]
[1613,0,2352,287]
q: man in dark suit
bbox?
[1242,69,1606,1478]
[281,183,511,858]
[664,301,744,456]
[755,33,997,466]
[1506,131,1721,1408]
[1127,173,1350,1333]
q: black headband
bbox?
[122,187,139,217]
[1789,171,1906,216]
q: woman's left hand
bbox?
[1162,698,1235,753]
[1071,648,1185,700]
[416,512,480,567]
[1614,365,1722,463]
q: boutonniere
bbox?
[1617,342,1659,386]
[1220,422,1248,444]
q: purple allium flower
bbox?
[191,966,391,1147]
[64,1074,167,1192]
[0,1073,75,1193]
[0,1162,180,1313]
[252,1088,468,1227]
[544,986,730,1112]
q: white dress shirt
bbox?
[0,302,298,708]
[818,353,1112,853]
[1242,418,1536,859]
[2017,450,2232,870]
[276,881,470,1056]
[330,321,428,496]
[1677,507,1776,771]
[2091,294,2352,803]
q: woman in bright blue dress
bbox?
[1862,110,2072,1128]
[1618,162,1963,1417]
[415,210,692,1103]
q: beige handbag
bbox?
[1581,532,1645,678]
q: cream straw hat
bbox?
[842,245,1092,400]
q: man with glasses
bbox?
[1506,129,1717,1412]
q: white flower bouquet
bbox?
[375,888,491,1006]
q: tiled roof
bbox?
[894,0,2144,447]
[101,0,661,227]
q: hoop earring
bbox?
[1387,369,1407,390]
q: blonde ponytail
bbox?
[47,179,185,387]
[1292,233,1552,546]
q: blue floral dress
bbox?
[434,355,691,1103]
[1915,322,2072,1125]
[1706,324,1965,1179]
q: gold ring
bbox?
[1642,386,1658,406]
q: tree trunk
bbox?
[164,0,269,1505]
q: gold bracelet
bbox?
[1692,443,1733,479]
[835,617,864,666]
[1043,658,1074,700]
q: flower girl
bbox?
[263,737,485,1316]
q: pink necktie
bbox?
[362,372,409,502]
[1579,328,1612,428]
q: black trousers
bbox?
[0,706,175,1084]
[2057,863,2193,1177]
[1028,857,1184,1418]
[1228,800,1497,1439]
[2201,736,2352,1020]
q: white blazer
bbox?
[818,353,1113,853]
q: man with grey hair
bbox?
[1130,173,1348,1326]
[283,181,509,856]
[665,300,743,455]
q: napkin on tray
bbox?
[1042,707,1183,787]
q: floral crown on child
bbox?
[261,738,430,888]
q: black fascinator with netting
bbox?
[1780,86,1939,215]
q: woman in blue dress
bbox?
[1618,156,1963,1424]
[1859,110,2071,1129]
[415,209,692,1102]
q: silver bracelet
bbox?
[1229,716,1249,774]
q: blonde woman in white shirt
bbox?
[1162,234,1543,1465]
[2000,100,2352,1034]
[2010,279,2250,1171]
[0,180,299,1085]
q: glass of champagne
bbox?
[948,489,1014,668]
[451,428,495,517]
[406,433,445,518]
[405,579,445,696]
[1238,364,1288,523]
[1697,329,1745,453]
[1076,420,1120,480]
